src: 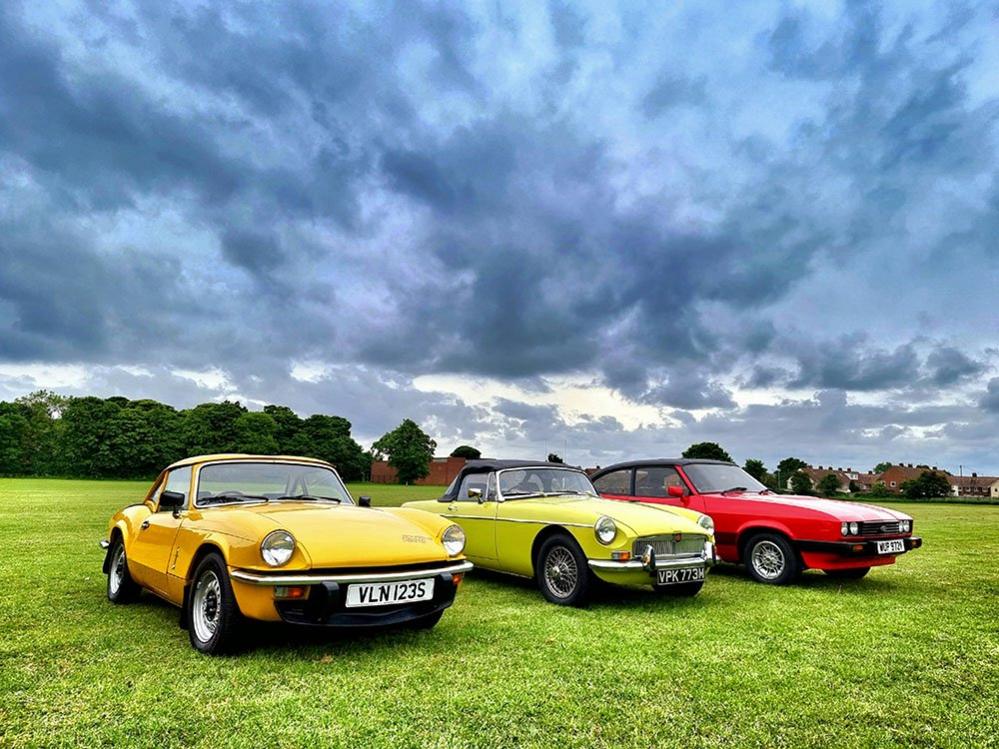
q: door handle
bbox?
[140,520,150,530]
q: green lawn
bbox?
[1,479,997,748]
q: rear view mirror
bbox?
[358,496,372,508]
[667,485,685,498]
[159,490,185,512]
[467,487,483,502]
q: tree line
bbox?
[0,391,371,480]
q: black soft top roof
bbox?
[590,458,735,479]
[440,459,586,501]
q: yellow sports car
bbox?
[101,454,471,654]
[404,460,716,605]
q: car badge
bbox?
[673,532,683,542]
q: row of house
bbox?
[793,463,999,498]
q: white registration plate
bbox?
[344,578,435,608]
[656,567,705,585]
[876,539,905,554]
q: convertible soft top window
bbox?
[197,462,353,505]
[498,467,597,498]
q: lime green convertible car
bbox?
[404,460,716,605]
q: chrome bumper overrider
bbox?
[230,560,473,586]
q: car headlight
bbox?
[841,522,849,536]
[595,516,617,545]
[901,520,911,532]
[442,524,466,556]
[261,530,295,567]
[849,521,859,536]
[697,514,714,533]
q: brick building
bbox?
[369,456,466,486]
[950,473,999,498]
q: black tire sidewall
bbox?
[536,534,592,606]
[745,533,801,585]
[107,538,139,603]
[187,553,242,655]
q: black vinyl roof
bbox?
[590,458,735,479]
[440,460,585,501]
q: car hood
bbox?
[710,493,911,522]
[195,502,453,568]
[521,495,709,537]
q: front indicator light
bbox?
[611,550,631,561]
[852,544,864,553]
[452,573,464,586]
[273,585,307,599]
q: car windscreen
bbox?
[682,464,767,494]
[196,462,353,505]
[498,468,597,498]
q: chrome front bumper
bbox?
[230,560,473,586]
[588,542,716,573]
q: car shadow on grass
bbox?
[708,562,905,592]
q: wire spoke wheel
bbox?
[192,570,222,644]
[544,546,579,598]
[751,540,785,580]
[109,546,125,596]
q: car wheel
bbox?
[824,567,871,580]
[403,610,445,630]
[744,533,801,585]
[187,553,244,655]
[654,581,704,597]
[106,538,141,603]
[536,534,592,606]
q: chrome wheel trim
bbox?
[192,570,222,643]
[544,546,578,598]
[751,540,785,580]
[109,546,125,595]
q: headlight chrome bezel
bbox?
[442,524,466,556]
[595,515,617,545]
[261,530,296,567]
[698,514,715,534]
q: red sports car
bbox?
[590,459,922,584]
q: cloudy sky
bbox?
[1,0,997,473]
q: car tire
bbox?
[187,553,244,655]
[824,567,871,580]
[106,538,141,603]
[536,534,592,607]
[654,580,704,597]
[744,533,801,585]
[403,610,445,630]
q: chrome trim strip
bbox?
[441,514,590,528]
[230,560,473,586]
[99,540,110,550]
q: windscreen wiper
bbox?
[719,486,747,494]
[202,493,269,504]
[272,494,342,503]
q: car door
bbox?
[633,466,706,513]
[128,466,191,596]
[442,472,498,561]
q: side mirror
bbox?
[358,496,372,508]
[667,485,686,498]
[159,490,185,513]
[467,487,483,502]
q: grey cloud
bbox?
[789,339,920,391]
[925,346,985,386]
[982,378,999,413]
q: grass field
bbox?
[1,478,997,748]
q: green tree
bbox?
[848,480,860,494]
[234,412,280,455]
[59,397,124,477]
[180,401,247,455]
[682,442,732,462]
[817,473,842,497]
[547,453,564,464]
[790,471,813,495]
[743,459,768,483]
[450,445,481,460]
[108,400,184,478]
[873,461,893,474]
[869,481,891,498]
[372,419,436,484]
[0,402,32,475]
[777,457,808,477]
[300,414,369,481]
[263,405,307,454]
[901,471,951,499]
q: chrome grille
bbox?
[632,534,704,558]
[860,520,907,536]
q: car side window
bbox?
[635,467,685,498]
[159,466,192,510]
[593,469,632,495]
[456,474,489,501]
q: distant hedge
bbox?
[0,391,371,481]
